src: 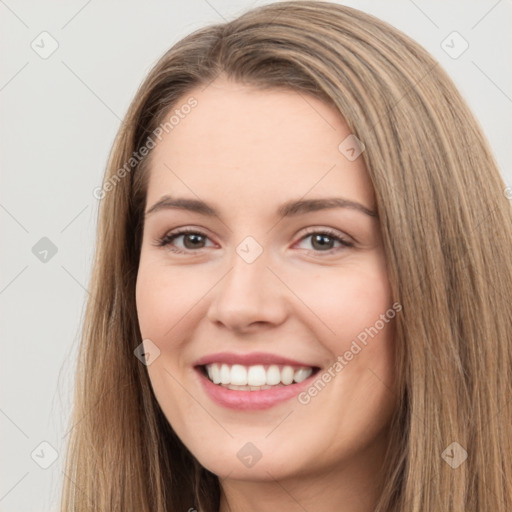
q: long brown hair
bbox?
[61,2,512,510]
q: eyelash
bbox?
[153,227,354,255]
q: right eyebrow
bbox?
[145,196,217,218]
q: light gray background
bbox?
[1,1,511,510]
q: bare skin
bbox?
[136,76,398,512]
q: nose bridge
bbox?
[221,239,272,305]
[206,237,287,329]
[228,239,269,292]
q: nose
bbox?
[205,247,289,333]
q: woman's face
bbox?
[136,77,397,482]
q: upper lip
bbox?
[193,352,318,368]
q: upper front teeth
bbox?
[205,363,313,387]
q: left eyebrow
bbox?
[277,197,378,218]
[144,195,378,220]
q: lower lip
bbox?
[196,368,317,410]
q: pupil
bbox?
[184,234,204,249]
[313,234,332,250]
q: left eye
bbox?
[296,231,353,252]
[154,228,353,254]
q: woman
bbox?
[61,2,512,511]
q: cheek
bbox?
[135,261,202,432]
[135,259,207,341]
[291,258,393,351]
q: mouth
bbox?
[199,363,319,390]
[193,353,321,410]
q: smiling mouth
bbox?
[198,363,320,391]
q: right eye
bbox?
[154,229,215,254]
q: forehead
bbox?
[145,77,375,211]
